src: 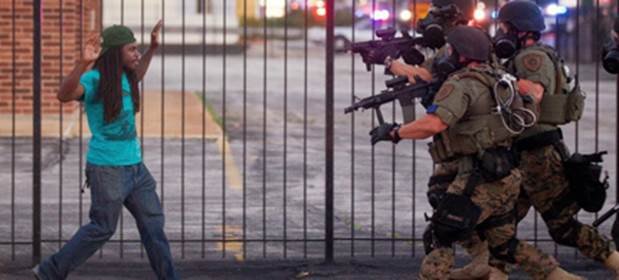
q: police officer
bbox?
[607,16,619,253]
[371,25,579,280]
[453,1,619,278]
[397,0,475,83]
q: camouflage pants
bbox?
[419,160,558,280]
[514,144,614,262]
[456,144,615,276]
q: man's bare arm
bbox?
[135,19,162,81]
[388,60,433,84]
[394,114,448,140]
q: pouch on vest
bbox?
[565,78,585,122]
[538,82,585,124]
[564,151,609,212]
[429,132,456,163]
[477,148,515,182]
[536,46,586,125]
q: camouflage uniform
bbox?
[506,45,614,262]
[455,44,615,276]
[418,64,559,280]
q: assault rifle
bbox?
[350,28,427,72]
[344,76,442,123]
[593,198,619,247]
[594,201,619,228]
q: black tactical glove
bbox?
[370,123,401,145]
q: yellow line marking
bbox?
[215,225,244,261]
[215,135,243,191]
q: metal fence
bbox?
[1,0,619,267]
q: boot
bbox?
[449,241,491,279]
[604,251,619,279]
[546,267,584,280]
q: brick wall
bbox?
[0,0,101,115]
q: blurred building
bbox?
[0,0,101,115]
[103,0,240,46]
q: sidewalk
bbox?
[0,90,220,139]
[0,256,613,279]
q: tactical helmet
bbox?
[498,0,546,32]
[446,26,491,61]
[432,0,476,20]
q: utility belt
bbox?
[428,147,516,188]
[513,128,563,153]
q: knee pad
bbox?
[549,219,582,247]
[427,188,445,209]
[432,194,481,245]
[489,237,519,264]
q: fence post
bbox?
[325,0,335,263]
[32,0,42,266]
[616,4,619,206]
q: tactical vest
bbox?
[509,44,585,125]
[429,66,531,163]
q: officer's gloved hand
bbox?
[370,123,401,145]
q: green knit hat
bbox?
[100,25,136,54]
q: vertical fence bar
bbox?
[181,0,186,259]
[11,0,16,261]
[242,0,248,260]
[616,0,619,218]
[412,0,418,257]
[554,0,561,257]
[370,0,376,258]
[574,0,580,154]
[222,0,228,259]
[391,0,397,258]
[303,0,309,259]
[242,0,248,259]
[78,0,84,242]
[202,0,208,259]
[140,0,145,259]
[283,0,289,258]
[594,0,600,155]
[350,0,356,258]
[33,0,42,266]
[119,0,125,259]
[140,0,145,163]
[262,0,268,258]
[58,0,64,251]
[325,0,335,263]
[160,0,166,210]
[97,0,105,259]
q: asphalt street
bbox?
[1,41,619,278]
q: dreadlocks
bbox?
[94,46,140,123]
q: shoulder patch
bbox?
[522,53,543,72]
[434,84,455,102]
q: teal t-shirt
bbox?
[80,69,141,166]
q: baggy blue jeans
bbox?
[38,162,178,279]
